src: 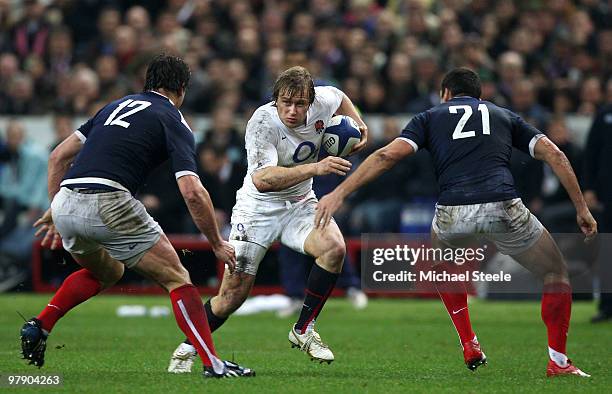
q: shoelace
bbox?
[300,331,329,351]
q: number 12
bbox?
[449,104,490,140]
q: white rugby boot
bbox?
[288,325,334,364]
[168,342,197,373]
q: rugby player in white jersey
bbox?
[168,66,367,372]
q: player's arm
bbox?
[33,133,83,249]
[176,174,236,271]
[252,157,352,192]
[246,116,352,192]
[47,133,83,201]
[533,136,597,239]
[165,111,236,270]
[315,139,415,228]
[335,92,368,154]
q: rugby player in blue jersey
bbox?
[22,54,253,378]
[316,68,597,377]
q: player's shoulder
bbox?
[313,85,343,104]
[248,103,280,127]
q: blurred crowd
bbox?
[0,0,610,118]
[1,0,612,267]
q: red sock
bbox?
[434,262,475,344]
[37,269,102,332]
[542,282,572,355]
[170,284,224,372]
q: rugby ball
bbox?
[322,115,361,157]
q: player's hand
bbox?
[315,156,352,176]
[33,208,63,250]
[577,208,598,243]
[348,124,368,156]
[315,192,344,229]
[212,240,237,274]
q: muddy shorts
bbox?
[51,187,162,268]
[431,198,544,255]
[228,190,322,275]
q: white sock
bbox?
[549,347,568,367]
[305,320,316,333]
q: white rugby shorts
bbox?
[432,198,544,255]
[228,190,321,275]
[51,187,162,267]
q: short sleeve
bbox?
[75,117,94,142]
[161,109,198,179]
[315,86,343,115]
[510,113,544,158]
[245,111,279,174]
[398,111,428,152]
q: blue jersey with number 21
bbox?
[399,96,544,206]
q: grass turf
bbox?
[0,294,610,393]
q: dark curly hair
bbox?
[143,54,191,95]
[440,67,482,99]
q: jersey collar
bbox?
[149,90,175,106]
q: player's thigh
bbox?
[302,221,346,260]
[94,191,164,269]
[280,194,345,259]
[70,248,125,288]
[229,201,281,275]
[131,233,190,291]
[431,203,481,251]
[510,228,568,280]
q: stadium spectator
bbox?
[0,120,48,260]
[80,7,121,61]
[95,55,129,102]
[538,116,584,232]
[50,113,73,151]
[0,1,609,118]
[510,79,550,129]
[194,143,246,234]
[583,79,612,323]
[7,0,49,62]
[201,106,244,163]
[2,72,36,114]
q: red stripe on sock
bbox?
[305,289,324,298]
[301,284,333,334]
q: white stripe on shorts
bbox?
[60,177,129,192]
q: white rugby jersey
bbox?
[238,85,344,202]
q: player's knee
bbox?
[99,263,124,289]
[161,263,191,291]
[326,238,346,266]
[543,261,569,282]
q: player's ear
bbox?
[440,88,451,103]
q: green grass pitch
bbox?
[1,294,610,393]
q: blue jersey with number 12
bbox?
[399,96,544,205]
[63,91,198,195]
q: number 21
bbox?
[449,104,490,140]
